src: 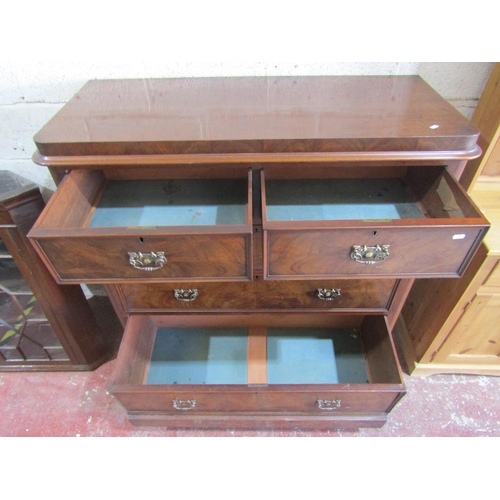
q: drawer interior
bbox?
[113,315,402,388]
[33,168,253,231]
[146,327,249,385]
[89,179,249,228]
[265,177,424,222]
[146,326,369,385]
[262,166,484,224]
[266,328,368,384]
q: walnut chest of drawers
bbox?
[27,76,489,429]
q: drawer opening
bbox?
[262,166,480,224]
[89,179,249,228]
[265,178,424,222]
[122,315,401,387]
[146,327,248,385]
[266,328,368,384]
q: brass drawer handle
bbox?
[350,245,390,265]
[172,399,197,411]
[317,399,341,410]
[316,288,341,300]
[174,289,199,302]
[128,251,166,271]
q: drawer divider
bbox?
[247,326,268,385]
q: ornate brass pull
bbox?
[128,251,166,271]
[350,245,389,265]
[317,399,341,410]
[172,399,197,411]
[316,288,341,301]
[174,289,199,302]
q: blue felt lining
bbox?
[145,327,369,386]
[265,178,424,222]
[146,327,248,385]
[89,179,248,227]
[267,328,368,384]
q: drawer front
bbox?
[113,389,262,413]
[265,227,485,279]
[33,234,250,283]
[255,389,402,414]
[113,387,402,415]
[119,279,398,312]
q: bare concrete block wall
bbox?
[0,62,494,192]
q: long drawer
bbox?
[118,279,399,312]
[262,166,489,279]
[109,314,406,428]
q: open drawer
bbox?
[109,314,405,429]
[262,166,490,279]
[28,169,253,283]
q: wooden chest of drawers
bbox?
[28,76,489,429]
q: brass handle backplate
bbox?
[128,251,167,271]
[317,399,342,410]
[174,289,199,302]
[350,245,389,265]
[316,288,341,301]
[172,399,197,410]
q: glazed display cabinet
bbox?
[0,171,111,370]
[27,76,489,428]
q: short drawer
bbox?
[28,169,253,283]
[119,279,398,312]
[109,314,405,421]
[262,166,489,279]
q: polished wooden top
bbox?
[34,76,479,157]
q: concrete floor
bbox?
[1,360,499,437]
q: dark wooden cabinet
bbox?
[0,171,114,370]
[27,76,488,428]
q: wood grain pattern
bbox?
[247,327,267,385]
[265,227,486,279]
[118,279,398,312]
[33,76,479,158]
[33,233,251,283]
[33,148,482,170]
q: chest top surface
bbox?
[33,76,479,158]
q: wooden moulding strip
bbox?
[32,148,483,167]
[247,327,267,385]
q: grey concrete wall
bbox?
[0,62,494,191]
